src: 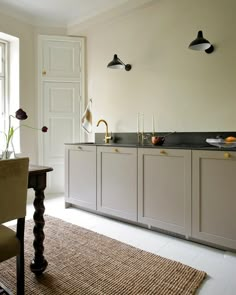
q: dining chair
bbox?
[0,157,29,295]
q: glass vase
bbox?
[1,141,16,160]
[1,150,13,159]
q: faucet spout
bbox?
[96,119,111,143]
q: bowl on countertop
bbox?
[206,138,236,148]
[151,136,165,146]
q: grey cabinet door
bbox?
[138,148,191,236]
[65,145,96,210]
[97,146,138,221]
[192,150,236,249]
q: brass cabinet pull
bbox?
[114,148,119,153]
[160,150,166,155]
[224,152,230,159]
[77,146,82,150]
[42,70,46,75]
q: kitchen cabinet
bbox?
[138,148,191,236]
[192,150,236,249]
[65,144,96,210]
[97,146,137,222]
[64,142,236,251]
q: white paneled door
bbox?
[38,35,85,193]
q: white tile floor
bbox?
[26,194,236,295]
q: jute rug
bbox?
[0,216,206,294]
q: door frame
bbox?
[37,34,86,165]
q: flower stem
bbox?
[6,115,12,150]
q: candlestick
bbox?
[137,113,139,134]
[142,113,144,134]
[156,116,158,134]
[152,115,155,136]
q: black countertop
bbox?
[65,132,236,151]
[64,142,236,151]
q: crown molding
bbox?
[67,0,155,35]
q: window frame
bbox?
[0,40,9,151]
[0,33,20,153]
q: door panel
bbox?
[138,148,191,236]
[43,81,81,192]
[65,145,97,210]
[97,147,138,221]
[49,117,73,157]
[42,40,81,78]
[192,150,236,249]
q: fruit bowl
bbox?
[206,138,236,148]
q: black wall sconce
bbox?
[107,54,132,71]
[188,30,214,54]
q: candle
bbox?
[152,115,155,135]
[156,116,157,133]
[137,113,139,133]
[142,113,144,133]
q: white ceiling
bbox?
[0,0,133,27]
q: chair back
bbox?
[0,158,29,224]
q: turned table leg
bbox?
[28,171,49,276]
[30,188,48,275]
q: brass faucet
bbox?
[96,119,112,143]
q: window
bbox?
[0,40,7,152]
[0,42,6,112]
[0,33,19,153]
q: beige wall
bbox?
[0,12,36,160]
[1,0,236,161]
[69,0,236,135]
[0,12,66,162]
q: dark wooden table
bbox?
[28,164,53,276]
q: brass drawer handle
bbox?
[224,152,230,159]
[113,148,119,153]
[77,146,82,150]
[160,150,166,155]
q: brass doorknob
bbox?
[224,152,230,159]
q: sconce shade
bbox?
[188,30,214,54]
[107,54,132,71]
